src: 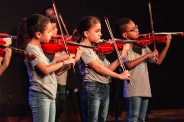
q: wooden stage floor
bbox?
[0,108,184,122]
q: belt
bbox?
[84,81,109,87]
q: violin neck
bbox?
[153,32,183,36]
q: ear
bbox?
[122,32,127,38]
[83,31,89,38]
[35,32,41,39]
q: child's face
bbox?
[124,21,139,40]
[51,23,58,37]
[40,23,53,43]
[85,23,102,43]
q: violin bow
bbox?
[0,45,35,60]
[52,1,77,74]
[52,1,69,54]
[148,0,159,62]
[58,13,70,37]
[0,33,17,39]
[153,32,184,36]
[104,17,132,85]
[148,0,156,50]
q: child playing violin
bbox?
[72,15,130,122]
[0,37,12,76]
[16,14,76,122]
[114,17,172,122]
[43,5,84,121]
[47,17,83,122]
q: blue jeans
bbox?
[125,97,149,122]
[55,85,66,122]
[29,90,56,122]
[82,81,110,122]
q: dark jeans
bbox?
[55,84,67,122]
[125,97,149,122]
[82,81,110,122]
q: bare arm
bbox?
[88,60,130,80]
[155,34,172,65]
[36,57,75,75]
[125,53,150,70]
[108,43,130,71]
[74,46,83,62]
[54,53,69,62]
[53,46,83,76]
[125,35,171,69]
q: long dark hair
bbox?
[72,16,101,43]
[16,14,50,49]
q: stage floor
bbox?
[0,108,184,122]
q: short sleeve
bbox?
[26,44,49,67]
[81,48,96,64]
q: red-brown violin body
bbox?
[94,41,128,54]
[41,36,136,55]
[136,32,184,47]
[136,34,167,47]
[42,40,79,54]
[94,39,136,54]
[93,43,114,54]
[42,37,94,54]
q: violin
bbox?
[0,33,35,60]
[94,39,137,54]
[93,42,114,54]
[41,36,136,55]
[136,34,167,47]
[41,37,94,54]
[0,44,36,60]
[136,32,184,47]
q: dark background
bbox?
[0,0,183,118]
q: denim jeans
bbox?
[82,81,110,122]
[55,85,66,122]
[29,90,56,122]
[125,97,149,122]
